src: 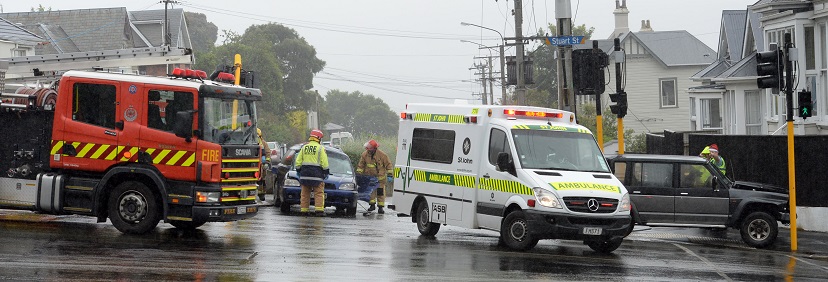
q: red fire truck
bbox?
[0,68,262,234]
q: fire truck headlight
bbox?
[532,188,562,209]
[619,193,631,212]
[196,191,221,203]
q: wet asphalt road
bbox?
[1,204,827,281]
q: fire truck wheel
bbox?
[170,220,206,230]
[108,181,161,234]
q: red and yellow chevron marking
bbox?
[50,140,195,167]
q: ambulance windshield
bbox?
[511,129,610,173]
[201,98,258,145]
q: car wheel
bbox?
[500,211,538,251]
[170,220,206,230]
[108,181,161,234]
[740,211,778,248]
[346,206,357,217]
[280,201,291,214]
[586,238,623,253]
[416,201,440,236]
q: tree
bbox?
[31,5,51,12]
[324,90,398,136]
[576,102,646,153]
[184,12,218,52]
[527,23,596,108]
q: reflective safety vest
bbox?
[295,141,328,169]
[712,156,726,175]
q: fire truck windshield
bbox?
[202,97,258,145]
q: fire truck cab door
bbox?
[53,79,121,172]
[138,86,198,181]
[116,82,144,164]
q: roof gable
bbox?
[719,10,747,61]
[128,9,189,48]
[623,31,716,67]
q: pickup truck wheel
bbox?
[740,211,778,248]
[586,238,623,253]
[280,201,291,214]
[108,181,160,234]
[170,220,206,230]
[416,201,440,236]
[500,211,538,251]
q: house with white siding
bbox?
[596,1,716,135]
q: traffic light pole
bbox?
[614,38,625,154]
[594,40,604,152]
[783,33,798,252]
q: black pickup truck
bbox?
[606,154,790,248]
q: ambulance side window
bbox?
[411,128,455,164]
[488,128,508,165]
[72,83,116,129]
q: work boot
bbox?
[314,210,326,217]
[378,206,385,214]
[367,203,376,212]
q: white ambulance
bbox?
[393,104,631,253]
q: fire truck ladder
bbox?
[4,46,193,84]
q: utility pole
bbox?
[470,63,488,104]
[515,0,526,105]
[162,0,177,46]
[488,56,495,104]
[556,0,574,113]
[500,44,506,105]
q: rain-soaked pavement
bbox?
[1,204,828,281]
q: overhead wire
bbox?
[320,71,475,101]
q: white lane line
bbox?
[787,255,828,273]
[673,243,733,282]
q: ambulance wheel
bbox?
[500,211,538,251]
[170,220,206,230]
[586,238,623,253]
[416,201,440,236]
[108,181,161,234]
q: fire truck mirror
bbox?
[173,111,193,141]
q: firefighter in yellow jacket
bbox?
[357,139,393,214]
[295,129,329,216]
[256,128,271,201]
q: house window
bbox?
[745,90,762,135]
[806,26,815,70]
[13,49,26,57]
[701,98,722,130]
[725,90,736,134]
[807,75,819,116]
[689,98,697,130]
[660,78,677,108]
[821,24,827,69]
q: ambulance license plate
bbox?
[582,227,602,235]
[237,206,247,215]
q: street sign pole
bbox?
[783,32,798,252]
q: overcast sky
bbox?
[3,0,757,112]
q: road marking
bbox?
[673,243,733,282]
[787,254,828,273]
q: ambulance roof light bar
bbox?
[503,109,563,119]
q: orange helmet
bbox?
[309,129,324,140]
[364,139,379,149]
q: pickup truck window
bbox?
[679,164,713,188]
[631,162,672,187]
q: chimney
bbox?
[640,19,654,32]
[610,0,630,39]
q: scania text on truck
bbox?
[393,104,632,253]
[0,69,263,234]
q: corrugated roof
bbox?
[0,17,43,45]
[747,10,764,52]
[721,10,747,60]
[716,51,757,79]
[692,60,730,80]
[0,8,131,54]
[627,31,716,66]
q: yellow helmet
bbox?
[701,146,710,155]
[256,128,262,137]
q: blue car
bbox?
[280,145,358,216]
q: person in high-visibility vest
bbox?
[295,129,329,216]
[700,144,726,176]
[257,128,271,201]
[356,139,393,214]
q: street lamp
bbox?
[461,22,507,105]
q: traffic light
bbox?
[573,49,608,95]
[798,89,813,119]
[609,91,628,118]
[755,48,784,93]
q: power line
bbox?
[320,71,476,101]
